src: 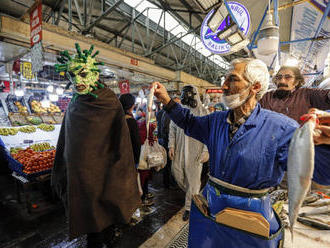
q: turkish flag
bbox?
[119,80,130,94]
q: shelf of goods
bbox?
[6,94,29,114]
[0,124,61,180]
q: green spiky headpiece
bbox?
[55,43,105,99]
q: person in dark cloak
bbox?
[51,44,140,248]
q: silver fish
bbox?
[287,118,316,242]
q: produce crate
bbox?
[25,114,43,125]
[8,112,29,126]
[39,114,56,124]
[52,113,64,124]
[7,154,51,181]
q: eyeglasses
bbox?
[275,74,294,81]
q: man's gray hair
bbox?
[231,58,269,100]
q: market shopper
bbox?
[152,58,303,247]
[260,66,330,186]
[169,85,209,221]
[156,96,180,189]
[136,109,157,209]
[259,66,330,123]
[119,93,141,166]
[51,44,140,248]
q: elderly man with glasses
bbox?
[260,66,330,187]
[260,66,330,123]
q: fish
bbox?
[299,205,330,217]
[146,84,156,137]
[287,115,317,243]
[297,216,330,230]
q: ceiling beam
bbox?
[82,0,124,34]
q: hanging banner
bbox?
[0,81,14,93]
[290,0,330,72]
[30,2,42,47]
[200,1,251,54]
[30,1,43,73]
[119,80,130,94]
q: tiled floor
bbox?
[0,171,185,248]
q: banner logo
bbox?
[201,2,250,54]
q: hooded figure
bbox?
[51,44,140,247]
[168,85,209,221]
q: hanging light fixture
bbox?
[207,3,230,32]
[41,95,51,108]
[49,94,59,102]
[15,88,24,97]
[47,84,54,93]
[257,1,279,55]
[56,87,64,95]
[193,0,221,13]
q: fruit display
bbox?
[30,100,48,113]
[26,115,43,125]
[39,114,56,124]
[15,101,28,114]
[0,128,18,136]
[57,97,71,112]
[8,112,29,126]
[10,147,23,154]
[29,142,55,152]
[52,113,64,124]
[11,148,56,174]
[47,103,61,113]
[6,95,28,113]
[18,125,36,133]
[38,123,55,131]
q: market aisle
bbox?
[0,172,185,248]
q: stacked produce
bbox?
[11,148,56,174]
[18,126,36,133]
[15,101,28,114]
[0,128,18,136]
[26,116,43,125]
[38,123,55,131]
[10,147,23,154]
[30,100,48,113]
[29,142,55,152]
[57,97,70,111]
[47,103,61,113]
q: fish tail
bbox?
[290,226,294,247]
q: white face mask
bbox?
[222,86,251,109]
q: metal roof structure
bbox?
[0,0,329,85]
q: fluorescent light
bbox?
[284,57,299,67]
[193,0,219,12]
[136,97,142,104]
[229,39,250,53]
[15,89,24,97]
[47,85,54,93]
[208,4,228,32]
[218,22,238,40]
[49,94,59,102]
[56,87,64,95]
[41,97,51,108]
[226,32,244,45]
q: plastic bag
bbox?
[138,141,167,171]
